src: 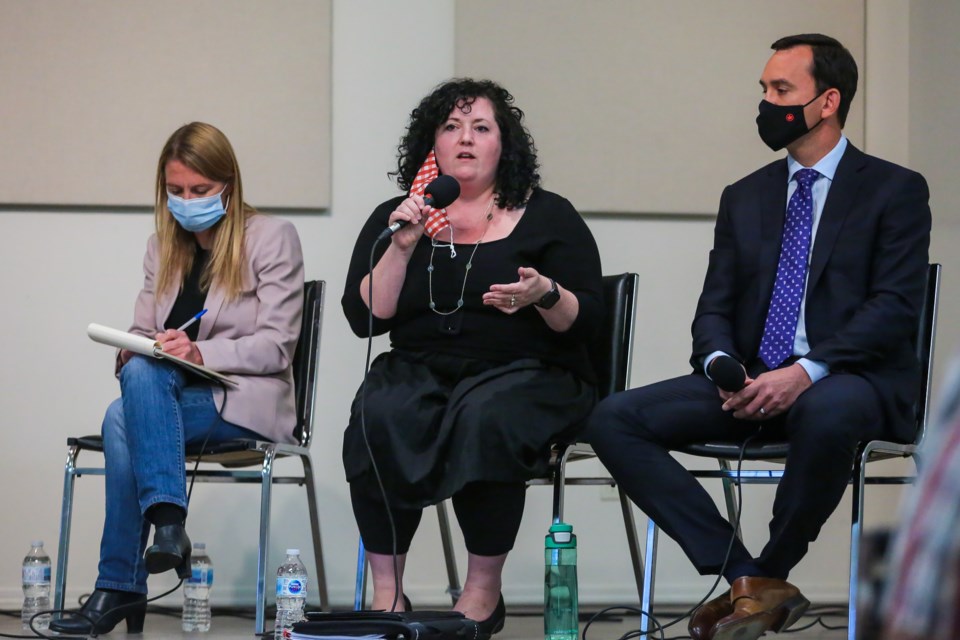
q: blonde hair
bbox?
[154,122,253,300]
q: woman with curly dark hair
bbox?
[341,78,603,637]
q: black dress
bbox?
[341,189,604,508]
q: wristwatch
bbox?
[535,278,561,309]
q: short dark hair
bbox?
[771,34,858,127]
[392,78,540,210]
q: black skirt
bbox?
[342,349,597,509]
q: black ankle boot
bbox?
[49,589,147,635]
[144,524,191,579]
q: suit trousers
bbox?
[584,371,887,580]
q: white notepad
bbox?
[87,323,238,386]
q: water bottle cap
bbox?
[286,549,300,556]
[193,542,206,550]
[545,522,576,549]
[31,540,43,548]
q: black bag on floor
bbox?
[293,610,480,640]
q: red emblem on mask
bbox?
[786,113,795,122]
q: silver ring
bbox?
[759,407,766,415]
[510,295,516,307]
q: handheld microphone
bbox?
[710,355,746,392]
[377,175,461,241]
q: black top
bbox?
[164,247,210,342]
[342,188,604,381]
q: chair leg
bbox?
[54,444,80,614]
[354,538,367,611]
[618,487,645,603]
[436,501,463,604]
[255,448,277,636]
[301,453,328,611]
[718,460,743,540]
[640,518,659,640]
[847,455,868,640]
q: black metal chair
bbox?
[353,273,642,608]
[637,264,941,640]
[54,280,328,635]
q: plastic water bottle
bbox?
[544,523,578,640]
[183,542,213,632]
[275,549,308,640]
[22,541,51,631]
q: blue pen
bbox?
[176,309,207,332]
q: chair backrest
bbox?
[911,263,941,448]
[292,280,325,448]
[588,273,639,400]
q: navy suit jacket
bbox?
[690,143,931,442]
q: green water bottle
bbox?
[544,522,578,640]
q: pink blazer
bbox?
[127,214,305,443]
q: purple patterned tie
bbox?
[758,168,819,369]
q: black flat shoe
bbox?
[49,589,147,635]
[475,594,505,640]
[143,524,191,579]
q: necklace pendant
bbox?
[438,309,463,335]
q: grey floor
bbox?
[1,604,851,639]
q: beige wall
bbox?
[0,0,956,609]
[910,1,960,394]
[454,0,867,215]
[0,1,332,209]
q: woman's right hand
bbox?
[387,194,429,251]
[358,194,431,318]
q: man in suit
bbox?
[584,34,931,640]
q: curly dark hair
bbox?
[392,78,540,210]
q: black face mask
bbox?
[756,92,826,151]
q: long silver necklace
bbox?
[427,199,495,316]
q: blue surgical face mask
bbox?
[166,188,228,232]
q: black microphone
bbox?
[377,175,461,241]
[710,355,746,392]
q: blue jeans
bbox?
[96,356,260,593]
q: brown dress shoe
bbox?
[687,590,732,640]
[711,577,810,640]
